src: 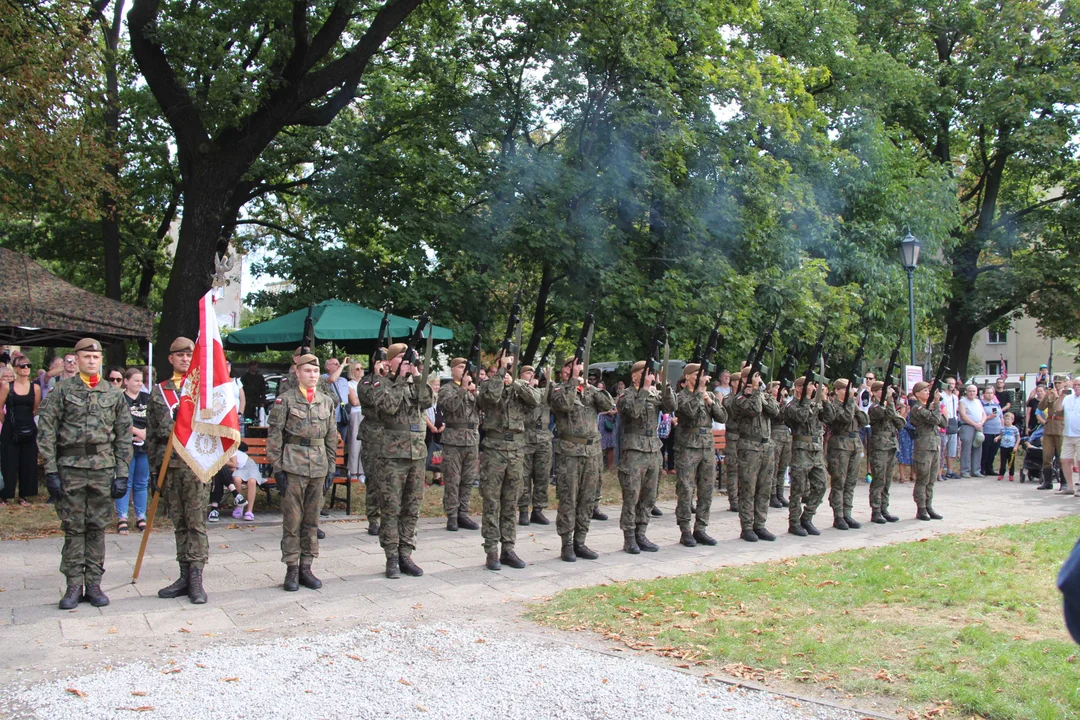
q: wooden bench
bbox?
[713,429,727,485]
[243,435,358,514]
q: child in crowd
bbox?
[996,411,1020,481]
[207,443,260,521]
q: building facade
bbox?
[971,314,1077,376]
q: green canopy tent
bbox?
[222,299,453,354]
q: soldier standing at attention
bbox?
[518,365,553,526]
[38,338,132,609]
[770,381,792,509]
[371,343,433,579]
[732,367,781,542]
[147,337,209,604]
[277,346,337,399]
[910,381,947,521]
[784,377,828,537]
[438,358,481,532]
[674,364,727,547]
[823,379,869,530]
[617,360,676,554]
[477,350,540,570]
[550,357,615,562]
[356,351,387,536]
[721,368,743,513]
[867,381,903,524]
[267,354,338,591]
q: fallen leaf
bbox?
[116,707,155,712]
[195,663,207,668]
[346,654,365,662]
[218,544,229,549]
[474,638,486,644]
[815,580,840,587]
[66,688,86,698]
[161,668,181,675]
[107,627,119,634]
[227,523,240,529]
[131,691,148,697]
[178,628,190,634]
[416,704,428,712]
[399,678,413,686]
[221,677,239,683]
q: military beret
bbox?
[295,353,319,368]
[683,363,701,378]
[386,342,408,361]
[73,338,102,353]
[520,365,535,374]
[833,378,850,391]
[562,357,578,368]
[913,381,930,393]
[169,337,194,353]
[740,366,752,379]
[631,360,647,374]
[450,357,467,369]
[871,381,885,392]
[293,346,305,357]
[793,377,808,389]
[1054,374,1070,382]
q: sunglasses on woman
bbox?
[15,363,31,369]
[109,376,124,383]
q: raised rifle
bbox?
[799,321,829,405]
[499,287,523,377]
[748,315,780,383]
[880,331,903,406]
[572,295,598,381]
[775,341,799,399]
[693,314,723,393]
[639,311,668,391]
[300,303,316,354]
[924,342,953,409]
[393,300,437,380]
[844,324,872,409]
[464,319,483,382]
[535,335,557,384]
[371,308,390,368]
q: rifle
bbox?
[464,319,483,382]
[535,335,557,384]
[924,342,952,409]
[371,308,390,367]
[880,331,903,406]
[571,296,598,381]
[844,324,872,409]
[639,312,668,391]
[747,315,780,383]
[799,321,829,405]
[300,303,316,354]
[693,314,723,393]
[499,287,523,377]
[392,300,438,380]
[775,341,799,399]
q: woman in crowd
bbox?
[896,397,913,483]
[346,362,365,483]
[979,384,1003,480]
[598,381,617,471]
[113,367,150,533]
[658,407,676,475]
[0,353,41,505]
[425,377,444,485]
[958,383,987,477]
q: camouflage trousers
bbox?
[442,443,478,517]
[827,445,860,518]
[480,445,525,552]
[555,453,600,540]
[618,449,660,534]
[675,446,714,531]
[163,466,209,569]
[519,442,552,510]
[281,472,323,566]
[913,448,940,511]
[379,457,425,559]
[738,439,775,531]
[724,437,739,506]
[56,467,113,586]
[360,443,380,522]
[773,432,791,496]
[868,446,896,513]
[788,449,827,526]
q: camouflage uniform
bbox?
[438,380,480,519]
[267,386,338,566]
[550,380,615,544]
[867,398,905,516]
[520,385,553,513]
[147,377,210,569]
[371,374,433,559]
[674,387,727,533]
[823,398,869,522]
[617,383,676,536]
[910,400,947,514]
[477,374,540,553]
[783,396,827,528]
[37,376,132,587]
[771,408,791,498]
[356,375,384,523]
[732,385,780,533]
[721,391,740,508]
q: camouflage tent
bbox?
[0,247,153,346]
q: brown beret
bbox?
[450,357,467,369]
[386,342,408,361]
[295,353,319,367]
[683,363,701,378]
[293,346,305,357]
[794,377,808,389]
[871,381,884,393]
[169,337,195,353]
[563,357,577,368]
[73,338,101,353]
[913,381,930,393]
[520,365,535,374]
[631,360,647,374]
[740,366,752,379]
[833,378,850,391]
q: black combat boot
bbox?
[446,514,459,532]
[800,517,821,535]
[530,508,550,525]
[367,520,380,536]
[591,507,608,521]
[317,528,326,540]
[832,515,849,530]
[769,495,783,509]
[871,510,887,524]
[740,528,759,543]
[788,522,808,537]
[843,516,861,529]
[1037,468,1054,490]
[777,488,789,507]
[187,566,207,604]
[883,510,899,523]
[728,502,738,513]
[158,563,189,599]
[560,535,577,563]
[518,509,530,526]
[650,506,663,517]
[693,527,717,546]
[385,556,401,579]
[298,564,322,589]
[500,548,526,569]
[58,583,82,610]
[623,532,641,555]
[399,555,424,577]
[916,508,931,521]
[753,527,776,541]
[635,531,659,552]
[457,514,479,530]
[284,565,300,591]
[573,539,599,560]
[485,549,502,571]
[679,528,697,547]
[82,583,109,607]
[926,507,943,520]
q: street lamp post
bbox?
[899,232,922,368]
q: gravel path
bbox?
[5,623,863,720]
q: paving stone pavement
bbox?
[1,476,1076,702]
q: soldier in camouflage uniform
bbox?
[674,363,727,547]
[147,337,209,604]
[721,369,742,513]
[371,343,433,579]
[38,338,132,610]
[731,367,781,542]
[783,377,828,537]
[823,379,870,530]
[550,357,615,562]
[267,354,339,591]
[617,360,676,554]
[770,381,792,509]
[909,381,947,521]
[518,365,553,526]
[477,351,540,570]
[277,346,338,399]
[867,381,903,524]
[438,357,481,532]
[356,352,387,536]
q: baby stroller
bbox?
[1021,425,1062,486]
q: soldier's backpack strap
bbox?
[157,382,181,417]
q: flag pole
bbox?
[132,431,174,583]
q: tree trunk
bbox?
[943,314,977,381]
[102,0,126,367]
[522,261,555,364]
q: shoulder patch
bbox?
[276,397,283,404]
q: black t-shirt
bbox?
[1025,396,1040,434]
[125,391,150,448]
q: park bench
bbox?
[243,435,359,514]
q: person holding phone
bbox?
[980,385,1004,480]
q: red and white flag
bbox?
[999,356,1008,378]
[173,290,241,482]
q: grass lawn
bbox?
[530,516,1080,720]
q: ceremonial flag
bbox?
[999,356,1008,378]
[173,290,241,481]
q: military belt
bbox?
[561,435,595,445]
[694,427,711,436]
[626,430,656,437]
[285,437,322,447]
[58,443,112,457]
[363,419,383,428]
[848,431,858,439]
[740,435,768,444]
[385,422,423,432]
[444,422,477,430]
[793,435,813,443]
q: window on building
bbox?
[986,360,1002,376]
[987,330,1007,344]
